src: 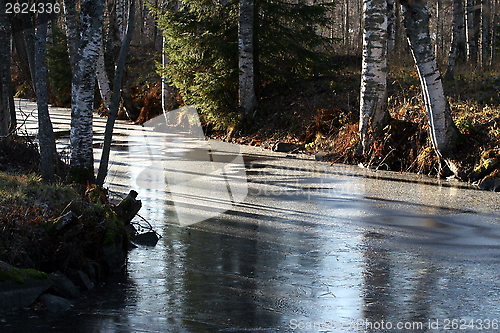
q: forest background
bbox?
[2,0,500,184]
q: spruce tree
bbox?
[149,0,333,129]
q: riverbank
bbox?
[0,137,140,312]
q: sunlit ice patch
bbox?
[128,106,248,226]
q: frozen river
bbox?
[2,99,500,332]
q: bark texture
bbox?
[238,0,257,117]
[96,42,112,111]
[70,0,104,177]
[446,0,466,79]
[34,7,57,182]
[359,0,390,155]
[401,0,458,159]
[465,0,477,62]
[63,0,80,73]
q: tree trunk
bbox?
[10,14,34,100]
[115,0,129,42]
[387,0,396,54]
[161,35,175,114]
[238,0,257,118]
[490,3,497,64]
[97,0,135,186]
[70,0,104,182]
[34,7,57,182]
[465,0,476,62]
[446,0,466,79]
[479,0,491,67]
[0,0,12,137]
[400,0,459,160]
[96,41,112,112]
[344,0,350,52]
[358,0,390,156]
[63,0,80,73]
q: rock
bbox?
[132,232,159,246]
[48,272,80,299]
[315,152,329,161]
[0,262,51,311]
[39,294,72,312]
[83,261,101,283]
[478,178,500,192]
[101,240,127,273]
[69,270,94,291]
[470,149,500,181]
[272,142,298,153]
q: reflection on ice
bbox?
[126,106,248,226]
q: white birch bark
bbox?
[70,0,104,177]
[359,0,390,155]
[34,7,57,182]
[238,0,257,117]
[446,0,466,79]
[479,0,490,67]
[96,41,112,111]
[465,0,477,62]
[401,0,458,159]
[161,34,174,114]
[116,0,128,42]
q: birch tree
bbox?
[96,42,112,111]
[70,0,104,182]
[34,5,57,182]
[400,0,459,163]
[161,34,175,114]
[445,0,466,79]
[358,0,390,155]
[465,0,477,62]
[238,0,257,118]
[479,0,491,67]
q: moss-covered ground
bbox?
[0,139,128,275]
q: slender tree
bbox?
[161,34,175,114]
[34,4,57,182]
[63,0,80,73]
[445,0,466,79]
[465,0,477,62]
[0,0,13,138]
[479,0,491,67]
[96,42,112,111]
[400,0,459,163]
[358,0,390,155]
[97,0,135,186]
[238,0,257,118]
[70,0,104,182]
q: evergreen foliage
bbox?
[149,0,334,129]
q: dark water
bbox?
[4,100,500,332]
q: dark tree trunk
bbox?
[97,0,135,186]
[34,5,57,182]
